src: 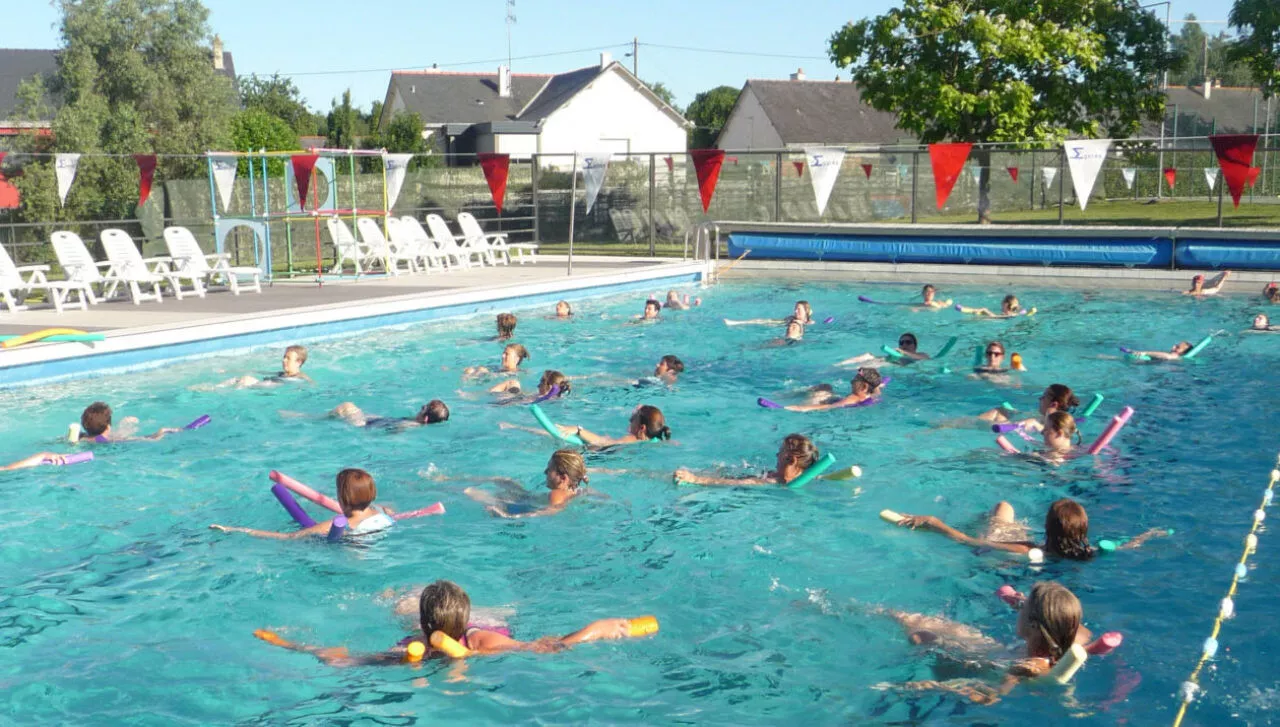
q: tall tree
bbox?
[1230,0,1280,94]
[326,90,364,174]
[1170,16,1255,87]
[685,85,739,148]
[361,111,436,171]
[830,0,1179,222]
[240,73,322,135]
[229,108,299,175]
[643,80,678,112]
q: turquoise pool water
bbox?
[2,279,1278,724]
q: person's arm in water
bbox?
[1,452,66,470]
[209,519,334,539]
[1116,527,1172,550]
[1128,350,1182,361]
[956,306,995,316]
[489,379,521,394]
[895,514,1035,554]
[673,467,779,486]
[785,395,867,412]
[558,424,636,446]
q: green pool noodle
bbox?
[786,453,837,489]
[529,404,584,446]
[1183,335,1213,360]
[1081,393,1104,418]
[933,336,958,358]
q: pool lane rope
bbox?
[1171,454,1280,727]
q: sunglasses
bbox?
[986,349,1004,356]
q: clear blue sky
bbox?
[0,0,1240,114]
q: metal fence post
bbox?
[648,153,656,256]
[910,150,918,224]
[567,152,577,276]
[1217,169,1225,227]
[1029,150,1036,211]
[1057,150,1066,225]
[773,151,782,221]
[531,154,540,244]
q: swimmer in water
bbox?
[674,433,820,486]
[1024,411,1081,464]
[650,354,684,384]
[463,449,590,518]
[495,313,517,341]
[637,299,661,321]
[1123,341,1193,361]
[958,295,1033,318]
[786,368,882,412]
[763,318,805,347]
[501,404,672,447]
[211,345,312,388]
[464,343,530,378]
[724,300,814,326]
[918,284,953,309]
[253,580,648,665]
[973,341,1010,374]
[1250,314,1280,332]
[1264,282,1280,303]
[662,290,700,310]
[1183,271,1231,297]
[210,468,396,539]
[77,402,181,442]
[330,400,450,429]
[837,332,929,366]
[980,383,1079,431]
[490,370,572,404]
[553,300,573,318]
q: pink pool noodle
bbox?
[995,435,1021,454]
[46,452,93,466]
[1087,406,1135,455]
[269,470,342,514]
[392,502,446,521]
[1086,632,1124,656]
[996,585,1025,607]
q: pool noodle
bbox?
[879,344,906,361]
[529,404,584,446]
[430,630,472,658]
[933,336,958,358]
[68,423,80,443]
[391,502,446,520]
[995,435,1021,454]
[973,346,984,367]
[757,397,783,409]
[530,385,561,404]
[1087,632,1123,656]
[879,509,905,524]
[1043,643,1088,684]
[0,327,96,349]
[857,295,878,304]
[996,585,1024,607]
[1183,334,1213,359]
[184,415,211,430]
[0,333,103,343]
[269,470,343,514]
[46,451,93,466]
[992,422,1020,433]
[271,483,317,527]
[628,616,659,637]
[1087,406,1135,455]
[1080,393,1104,419]
[326,516,347,542]
[785,452,837,489]
[403,641,426,663]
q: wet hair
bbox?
[547,448,588,489]
[538,370,572,397]
[1024,582,1082,663]
[659,354,685,373]
[419,399,449,423]
[1267,285,1280,303]
[666,290,681,301]
[1043,384,1080,412]
[504,343,530,364]
[285,345,308,365]
[780,433,819,471]
[496,313,517,339]
[897,332,918,350]
[336,468,377,513]
[1044,410,1079,443]
[644,299,661,313]
[1001,294,1019,311]
[418,580,471,641]
[555,300,572,316]
[1174,341,1193,355]
[922,284,936,295]
[81,402,112,436]
[1193,274,1205,284]
[853,367,882,393]
[785,319,805,338]
[633,405,672,440]
[1044,498,1094,561]
[795,301,813,321]
[1257,314,1271,328]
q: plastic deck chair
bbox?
[0,241,94,314]
[388,217,449,272]
[162,226,262,295]
[325,217,382,275]
[355,217,417,275]
[100,228,205,302]
[458,212,537,265]
[52,231,118,302]
[425,214,489,267]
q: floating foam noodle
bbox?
[786,453,836,489]
[1183,335,1213,360]
[184,415,211,430]
[68,423,81,444]
[403,641,426,663]
[530,385,562,404]
[271,483,317,528]
[933,336,958,358]
[628,616,659,637]
[529,404,584,446]
[326,516,347,542]
[270,470,343,514]
[1080,393,1105,419]
[1087,406,1135,455]
[430,630,472,658]
[1042,643,1089,684]
[45,451,93,466]
[392,502,446,520]
[757,397,784,409]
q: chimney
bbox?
[212,34,224,71]
[600,51,612,69]
[498,65,512,98]
[790,67,806,81]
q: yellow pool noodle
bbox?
[628,616,659,637]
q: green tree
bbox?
[643,80,678,112]
[830,0,1179,222]
[1170,16,1255,87]
[361,111,437,171]
[326,89,366,174]
[1230,0,1280,94]
[230,108,300,175]
[240,73,322,135]
[685,85,738,148]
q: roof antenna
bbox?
[506,0,516,70]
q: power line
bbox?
[638,41,828,62]
[280,43,633,77]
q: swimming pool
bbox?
[1,278,1277,724]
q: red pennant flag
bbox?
[1209,134,1260,208]
[1163,167,1177,191]
[792,161,804,176]
[1007,167,1019,182]
[291,154,320,209]
[663,156,673,174]
[928,143,972,209]
[133,154,157,206]
[476,153,510,215]
[861,163,872,179]
[690,149,726,213]
[1247,166,1261,189]
[0,152,14,210]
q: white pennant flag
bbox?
[54,153,80,207]
[806,147,845,216]
[1204,167,1218,190]
[1063,139,1111,211]
[1042,167,1058,188]
[581,152,610,213]
[211,157,237,212]
[1121,167,1136,190]
[383,153,413,210]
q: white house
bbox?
[379,53,689,167]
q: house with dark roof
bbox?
[379,52,690,166]
[1151,84,1279,138]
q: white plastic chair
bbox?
[356,217,417,275]
[458,212,538,265]
[388,217,449,272]
[100,229,204,302]
[425,214,490,267]
[53,231,131,303]
[326,217,383,275]
[0,242,93,313]
[162,226,263,295]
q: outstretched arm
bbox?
[1,452,63,470]
[210,521,332,540]
[1117,527,1172,550]
[896,515,1033,554]
[254,629,403,666]
[674,468,776,486]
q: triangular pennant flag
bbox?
[792,160,804,176]
[382,153,413,210]
[1247,166,1261,189]
[1042,166,1058,188]
[690,149,725,213]
[927,143,972,209]
[861,163,872,179]
[211,156,237,212]
[663,156,673,174]
[134,154,157,206]
[54,153,80,207]
[806,147,846,216]
[290,154,320,209]
[1121,167,1136,190]
[1064,139,1111,211]
[1209,134,1260,208]
[1204,167,1218,190]
[580,152,610,213]
[1007,167,1019,182]
[476,153,510,214]
[1163,167,1177,191]
[970,164,982,185]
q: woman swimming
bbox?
[463,449,590,518]
[762,318,805,347]
[330,400,450,429]
[973,341,1010,374]
[785,368,882,412]
[674,433,819,486]
[724,300,814,326]
[918,284,953,309]
[958,295,1034,318]
[1122,341,1193,361]
[210,468,397,539]
[464,343,530,378]
[980,383,1080,430]
[558,404,672,447]
[1183,271,1230,296]
[489,370,572,404]
[1249,314,1280,332]
[837,332,929,366]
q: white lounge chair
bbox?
[326,217,382,275]
[356,217,418,275]
[399,217,461,270]
[0,242,93,313]
[388,217,449,272]
[162,227,263,295]
[52,231,126,302]
[425,214,489,267]
[100,229,204,302]
[458,212,538,264]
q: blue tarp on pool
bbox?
[726,233,1173,267]
[1176,240,1280,270]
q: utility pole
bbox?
[632,37,638,76]
[506,0,516,69]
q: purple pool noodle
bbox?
[184,415,211,430]
[954,304,964,311]
[881,376,893,386]
[327,516,348,542]
[93,435,109,443]
[857,295,874,303]
[992,422,1020,433]
[272,484,317,528]
[822,316,835,323]
[757,397,783,409]
[1118,346,1134,354]
[49,451,94,465]
[531,385,561,404]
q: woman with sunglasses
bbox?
[973,341,1010,374]
[836,332,929,367]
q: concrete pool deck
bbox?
[0,255,708,387]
